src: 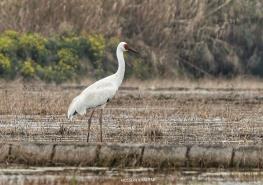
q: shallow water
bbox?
[0,167,263,185]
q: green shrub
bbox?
[87,34,105,60]
[57,48,79,68]
[2,30,19,39]
[0,53,11,75]
[55,48,79,82]
[19,33,47,51]
[0,33,18,55]
[0,37,16,52]
[20,59,36,78]
[36,65,56,82]
[60,35,89,57]
[18,33,48,63]
[0,30,151,81]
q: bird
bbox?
[67,42,138,142]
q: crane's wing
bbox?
[67,81,117,120]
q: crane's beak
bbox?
[127,47,139,54]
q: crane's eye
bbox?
[124,44,129,51]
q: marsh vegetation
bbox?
[0,0,262,81]
[0,79,262,145]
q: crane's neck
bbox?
[115,47,125,87]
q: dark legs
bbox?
[99,109,103,142]
[86,109,103,142]
[87,110,95,142]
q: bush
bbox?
[60,35,89,57]
[0,32,18,56]
[20,59,36,78]
[36,65,56,82]
[0,53,11,75]
[0,30,150,82]
[55,48,79,82]
[18,33,48,63]
[87,34,105,61]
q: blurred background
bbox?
[0,0,262,83]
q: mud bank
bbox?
[0,143,262,168]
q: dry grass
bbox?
[0,79,262,146]
[0,0,262,77]
[122,77,263,90]
[143,122,163,142]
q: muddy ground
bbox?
[0,79,263,185]
[1,166,263,185]
[0,80,263,146]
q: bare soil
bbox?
[0,79,263,146]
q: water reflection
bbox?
[0,167,263,185]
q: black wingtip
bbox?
[73,110,78,116]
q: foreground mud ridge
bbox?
[0,143,263,169]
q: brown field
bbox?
[1,78,263,185]
[0,78,263,146]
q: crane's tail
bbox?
[68,98,78,121]
[67,96,86,121]
[68,104,79,121]
[67,109,75,121]
[68,113,76,121]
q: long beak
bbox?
[127,47,139,54]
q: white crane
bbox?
[67,42,138,142]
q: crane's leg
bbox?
[87,110,95,142]
[99,109,103,142]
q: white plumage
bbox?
[67,41,138,142]
[67,77,118,120]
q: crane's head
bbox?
[118,42,138,54]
